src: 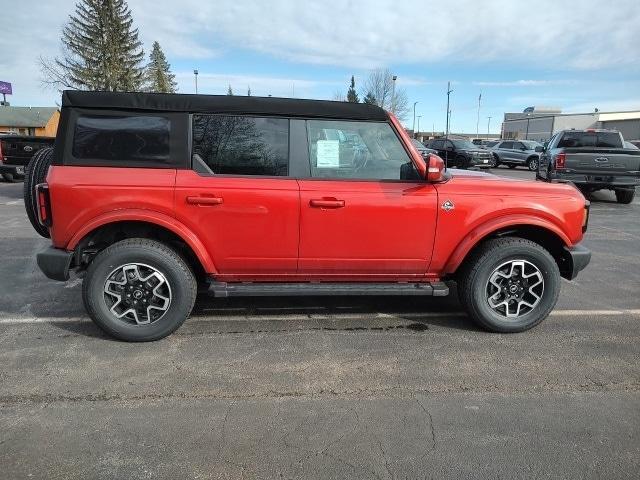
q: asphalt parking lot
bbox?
[1,168,639,479]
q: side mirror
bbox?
[534,146,544,153]
[426,154,446,182]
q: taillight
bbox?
[554,152,566,169]
[36,183,52,227]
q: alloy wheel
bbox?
[485,259,544,318]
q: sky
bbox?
[1,0,639,134]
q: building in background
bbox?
[502,107,640,142]
[0,106,60,136]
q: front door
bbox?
[298,119,438,278]
[175,114,299,277]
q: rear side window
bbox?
[306,120,412,180]
[192,115,289,176]
[500,141,513,149]
[557,131,622,148]
[72,115,170,161]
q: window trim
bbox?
[190,113,292,178]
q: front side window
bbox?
[72,115,170,161]
[307,120,412,180]
[192,115,289,176]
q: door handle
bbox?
[309,198,345,209]
[186,196,223,206]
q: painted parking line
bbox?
[0,309,639,325]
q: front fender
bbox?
[439,214,572,274]
[66,209,217,274]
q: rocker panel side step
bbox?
[210,281,449,298]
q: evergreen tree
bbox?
[347,75,359,103]
[144,41,177,93]
[227,85,234,95]
[49,0,145,91]
[247,86,251,96]
[363,91,377,105]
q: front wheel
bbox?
[458,238,560,333]
[2,172,24,182]
[82,238,197,341]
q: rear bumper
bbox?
[548,172,640,189]
[562,244,591,280]
[36,246,74,281]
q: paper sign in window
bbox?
[316,140,340,168]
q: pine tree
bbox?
[347,75,359,103]
[52,0,145,91]
[363,91,377,105]
[144,41,177,93]
[227,85,234,95]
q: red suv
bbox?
[26,91,591,341]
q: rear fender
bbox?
[66,209,217,274]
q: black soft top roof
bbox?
[61,90,388,121]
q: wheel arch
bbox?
[67,213,216,279]
[445,221,574,279]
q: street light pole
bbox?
[525,113,531,139]
[445,81,453,167]
[412,101,419,137]
[476,92,482,138]
[391,75,397,114]
[487,116,492,139]
[194,69,199,94]
[417,116,422,140]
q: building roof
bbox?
[62,90,389,121]
[0,106,58,127]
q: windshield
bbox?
[411,139,425,149]
[451,140,476,149]
[521,141,542,150]
[557,131,622,148]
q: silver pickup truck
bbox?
[537,129,640,204]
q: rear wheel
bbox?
[82,238,197,341]
[23,147,54,238]
[458,238,560,333]
[615,189,635,204]
[527,156,539,171]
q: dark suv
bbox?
[426,138,494,168]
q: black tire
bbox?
[23,147,54,238]
[614,189,635,204]
[492,154,501,167]
[2,172,24,182]
[82,238,197,341]
[527,156,539,171]
[458,237,560,333]
[456,155,469,169]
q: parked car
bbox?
[537,129,640,204]
[27,90,590,340]
[410,138,438,159]
[491,140,544,170]
[0,134,55,182]
[426,138,495,168]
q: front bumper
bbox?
[37,246,74,281]
[562,244,591,280]
[0,164,24,175]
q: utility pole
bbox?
[417,116,422,140]
[194,69,199,94]
[487,116,492,139]
[391,75,397,113]
[412,101,419,137]
[445,81,453,167]
[476,92,482,138]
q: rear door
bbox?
[297,119,438,278]
[175,114,300,277]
